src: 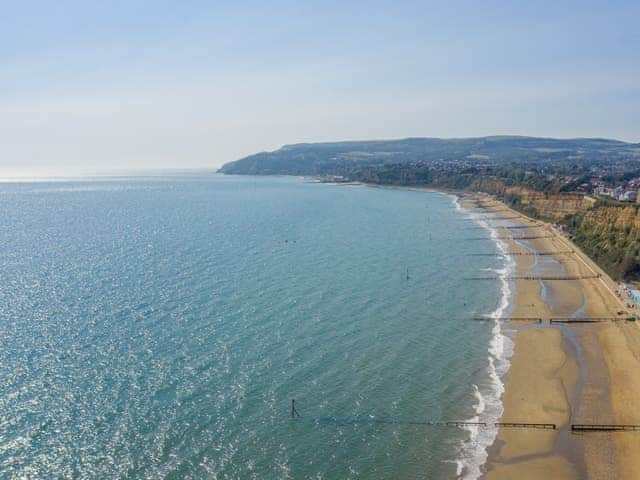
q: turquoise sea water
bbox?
[0,174,512,479]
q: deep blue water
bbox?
[0,174,509,479]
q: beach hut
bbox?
[629,288,640,306]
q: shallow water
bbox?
[0,175,510,479]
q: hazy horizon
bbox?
[2,1,640,177]
[3,132,638,180]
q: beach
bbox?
[463,196,640,479]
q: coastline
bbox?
[452,196,516,479]
[321,179,640,478]
[344,182,574,477]
[325,181,518,477]
[462,195,637,479]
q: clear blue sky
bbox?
[1,1,639,177]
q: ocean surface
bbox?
[0,174,514,479]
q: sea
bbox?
[0,174,515,479]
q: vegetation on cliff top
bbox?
[565,206,640,280]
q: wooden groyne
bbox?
[472,317,542,323]
[303,415,557,430]
[550,318,606,324]
[500,225,541,229]
[470,315,636,325]
[443,421,556,430]
[465,274,601,281]
[550,317,631,323]
[473,202,506,207]
[446,421,487,427]
[509,235,555,240]
[469,316,634,324]
[467,252,574,256]
[465,235,554,241]
[482,215,522,220]
[572,424,640,432]
[461,215,534,222]
[465,225,541,231]
[496,422,556,430]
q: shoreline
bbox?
[477,200,582,479]
[453,196,517,479]
[461,194,637,479]
[322,179,640,478]
[336,181,575,477]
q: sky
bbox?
[1,1,639,177]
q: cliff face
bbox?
[565,205,640,280]
[482,185,640,281]
[583,205,640,231]
[469,181,594,220]
[506,189,595,219]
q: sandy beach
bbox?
[461,195,640,479]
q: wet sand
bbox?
[463,196,640,479]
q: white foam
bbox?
[473,384,486,415]
[452,196,515,480]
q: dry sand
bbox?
[462,196,640,479]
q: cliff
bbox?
[563,204,640,280]
[460,181,639,280]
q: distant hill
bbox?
[219,136,640,175]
